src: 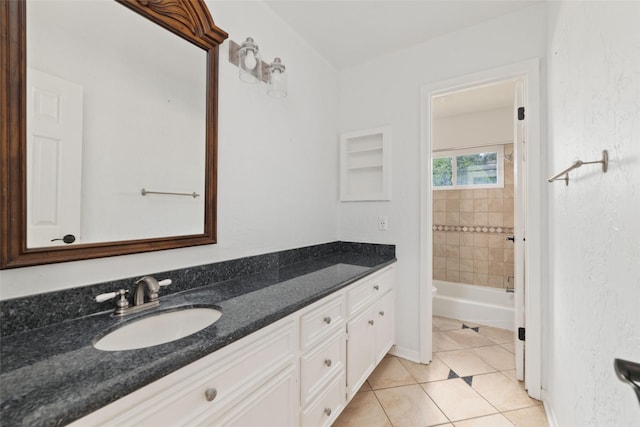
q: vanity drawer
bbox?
[301,372,346,427]
[347,266,394,316]
[300,294,345,351]
[300,330,346,407]
[75,319,295,427]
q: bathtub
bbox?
[433,280,514,331]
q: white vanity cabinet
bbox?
[298,294,347,427]
[69,318,298,427]
[346,267,395,398]
[70,264,395,427]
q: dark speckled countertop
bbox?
[0,250,395,426]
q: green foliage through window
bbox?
[432,157,453,187]
[432,147,502,190]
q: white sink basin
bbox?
[94,307,222,351]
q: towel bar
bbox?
[548,150,608,186]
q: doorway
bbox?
[418,59,543,399]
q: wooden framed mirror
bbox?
[0,0,227,268]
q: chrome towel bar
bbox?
[141,188,200,198]
[548,150,608,186]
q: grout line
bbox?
[369,383,400,427]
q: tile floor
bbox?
[333,316,549,427]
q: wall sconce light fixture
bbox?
[229,37,287,97]
[237,37,262,83]
[267,57,287,98]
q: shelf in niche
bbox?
[340,126,390,201]
[347,146,383,154]
[347,164,383,171]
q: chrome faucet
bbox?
[96,276,172,316]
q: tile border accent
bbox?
[433,224,514,234]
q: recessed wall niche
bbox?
[339,126,391,201]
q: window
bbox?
[432,145,504,190]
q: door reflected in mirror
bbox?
[26,0,206,248]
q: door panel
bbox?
[27,68,83,247]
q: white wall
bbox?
[337,4,546,356]
[0,1,339,299]
[545,1,640,425]
[433,107,513,151]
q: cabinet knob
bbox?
[324,316,332,324]
[368,320,375,325]
[204,388,218,402]
[373,285,380,291]
[324,408,332,416]
[379,310,385,316]
[324,359,332,367]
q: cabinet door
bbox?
[206,365,297,427]
[346,308,375,398]
[374,291,395,364]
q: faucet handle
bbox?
[158,279,172,287]
[96,289,130,315]
[96,289,127,303]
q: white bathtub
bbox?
[433,280,514,331]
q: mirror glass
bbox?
[26,0,207,248]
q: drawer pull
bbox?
[379,310,385,316]
[324,316,332,324]
[324,358,332,367]
[368,320,375,325]
[373,285,380,290]
[204,388,218,402]
[324,408,332,416]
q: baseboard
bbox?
[541,391,558,427]
[388,345,421,363]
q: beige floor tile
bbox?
[421,379,498,422]
[445,329,495,348]
[367,356,416,389]
[333,391,392,427]
[453,413,515,427]
[500,342,515,353]
[473,345,515,371]
[436,349,496,377]
[375,384,449,427]
[503,405,549,427]
[472,373,540,412]
[499,370,519,383]
[433,331,466,351]
[398,354,452,383]
[476,326,513,344]
[433,316,464,331]
[359,381,372,392]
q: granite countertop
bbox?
[0,252,395,426]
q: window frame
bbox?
[432,145,504,190]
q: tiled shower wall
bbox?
[432,144,515,289]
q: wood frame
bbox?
[0,0,228,268]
